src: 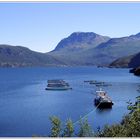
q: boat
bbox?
[84,80,97,83]
[89,81,105,85]
[45,79,72,90]
[95,83,112,87]
[94,88,113,108]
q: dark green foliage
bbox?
[99,124,125,137]
[127,96,140,112]
[78,118,94,137]
[99,113,140,137]
[50,117,74,137]
[63,119,74,137]
[49,116,61,137]
[122,109,140,137]
[49,117,94,137]
[99,97,140,137]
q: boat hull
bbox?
[97,102,113,108]
[94,99,113,108]
[45,87,72,90]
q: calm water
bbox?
[0,67,140,137]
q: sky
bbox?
[0,2,140,52]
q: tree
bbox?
[50,116,61,137]
[100,97,140,137]
[78,118,94,137]
[63,119,74,137]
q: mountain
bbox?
[1,32,140,67]
[109,55,135,68]
[49,32,140,66]
[49,32,110,65]
[52,32,110,52]
[0,45,64,67]
[129,52,140,68]
[110,52,140,68]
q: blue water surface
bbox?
[0,66,139,136]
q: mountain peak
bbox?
[53,32,110,52]
[70,32,97,36]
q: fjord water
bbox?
[0,67,140,137]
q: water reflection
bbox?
[95,108,112,114]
